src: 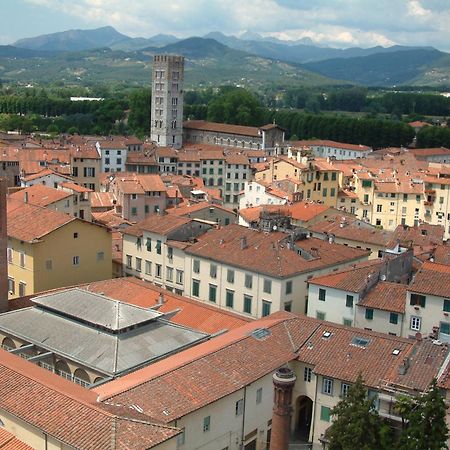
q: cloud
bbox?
[20,0,450,50]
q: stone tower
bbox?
[150,55,184,149]
[0,178,8,313]
[270,367,296,450]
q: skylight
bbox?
[351,336,370,348]
[392,349,401,356]
[252,328,271,340]
[322,331,332,339]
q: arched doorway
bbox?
[296,396,313,441]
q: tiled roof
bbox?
[289,202,330,222]
[432,245,450,266]
[310,217,395,246]
[94,313,317,421]
[114,174,166,195]
[183,120,261,137]
[60,181,92,193]
[185,224,368,278]
[308,260,384,293]
[122,214,192,237]
[358,281,407,314]
[9,184,71,207]
[0,428,33,450]
[409,261,450,297]
[224,153,250,165]
[0,349,180,450]
[22,167,73,182]
[91,191,116,209]
[81,277,251,334]
[393,224,444,248]
[7,198,74,242]
[166,201,235,218]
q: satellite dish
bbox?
[380,274,387,281]
[272,225,278,231]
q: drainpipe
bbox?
[310,372,319,444]
[240,385,248,449]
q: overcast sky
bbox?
[1,0,450,51]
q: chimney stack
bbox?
[270,367,296,450]
[0,178,8,313]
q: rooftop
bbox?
[358,281,407,314]
[409,261,450,297]
[9,184,72,207]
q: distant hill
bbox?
[13,26,130,52]
[304,49,448,86]
[0,39,340,88]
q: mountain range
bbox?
[3,26,450,87]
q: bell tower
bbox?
[150,55,184,149]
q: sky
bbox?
[1,0,450,51]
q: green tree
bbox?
[398,379,448,450]
[327,374,383,450]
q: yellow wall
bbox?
[8,219,112,298]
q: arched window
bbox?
[55,360,71,378]
[1,337,15,351]
[209,178,214,186]
[74,368,91,386]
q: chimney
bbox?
[157,293,165,306]
[240,236,247,250]
[270,367,296,450]
[0,178,8,313]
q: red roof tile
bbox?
[358,281,407,314]
[409,261,450,297]
[9,184,71,207]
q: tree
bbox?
[327,374,383,450]
[398,379,448,450]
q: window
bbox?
[192,279,200,297]
[193,259,200,273]
[343,318,352,326]
[263,279,272,294]
[322,188,327,197]
[166,267,173,282]
[209,284,217,303]
[304,367,312,382]
[97,251,104,262]
[135,258,142,272]
[245,274,253,289]
[131,207,137,216]
[227,269,234,283]
[410,293,426,308]
[7,248,12,263]
[345,294,354,308]
[46,259,53,270]
[341,383,350,398]
[389,313,398,325]
[8,278,14,294]
[235,399,244,416]
[322,378,333,395]
[284,301,292,312]
[126,255,132,268]
[19,251,25,268]
[285,281,293,295]
[318,288,326,301]
[210,264,217,278]
[362,180,372,188]
[155,263,162,278]
[18,281,26,297]
[320,406,331,422]
[73,256,80,266]
[444,299,450,313]
[256,387,262,404]
[410,316,421,331]
[156,240,162,255]
[440,322,450,335]
[145,260,151,275]
[316,311,325,320]
[376,204,382,213]
[203,416,210,432]
[365,308,374,320]
[176,269,183,284]
[330,188,336,197]
[244,295,252,314]
[146,238,152,251]
[167,247,173,260]
[226,290,234,308]
[262,300,271,317]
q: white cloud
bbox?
[20,0,450,50]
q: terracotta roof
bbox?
[94,313,318,420]
[166,201,235,218]
[308,260,384,293]
[81,277,251,334]
[432,245,450,266]
[393,224,444,248]
[409,261,450,297]
[60,181,92,193]
[0,349,180,450]
[9,184,71,207]
[183,120,261,138]
[114,174,166,194]
[374,180,423,194]
[408,121,431,128]
[224,153,250,165]
[310,217,395,246]
[122,214,192,237]
[185,224,369,278]
[0,428,33,450]
[7,198,75,242]
[411,147,450,156]
[289,202,330,222]
[92,210,132,229]
[358,281,407,314]
[91,191,116,209]
[22,168,73,182]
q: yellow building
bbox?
[6,198,112,298]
